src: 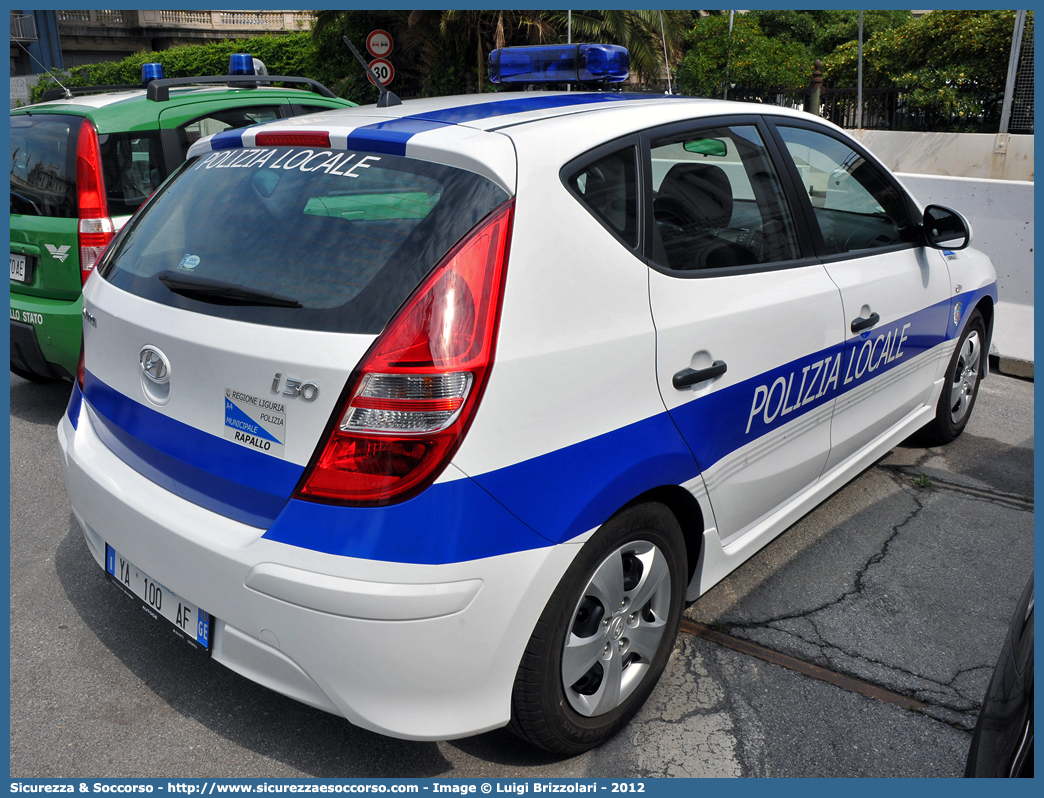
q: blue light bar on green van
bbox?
[229,53,255,76]
[141,63,165,87]
[488,44,630,85]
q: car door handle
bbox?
[673,360,727,390]
[851,312,880,334]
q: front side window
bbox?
[649,124,800,272]
[777,125,915,256]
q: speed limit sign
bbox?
[367,58,395,87]
[366,29,393,58]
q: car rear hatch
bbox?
[11,110,167,295]
[10,113,82,298]
[81,127,513,528]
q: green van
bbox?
[10,57,354,381]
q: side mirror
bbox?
[922,204,971,250]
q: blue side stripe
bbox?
[471,412,699,545]
[79,285,995,564]
[66,381,83,430]
[665,292,967,474]
[264,479,554,566]
[82,372,303,527]
[345,118,448,156]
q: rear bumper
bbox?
[10,292,82,378]
[58,395,580,740]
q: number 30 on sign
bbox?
[367,58,394,87]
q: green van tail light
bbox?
[75,120,114,284]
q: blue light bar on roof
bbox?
[229,53,255,76]
[488,44,630,85]
[141,63,165,87]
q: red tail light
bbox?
[76,120,114,284]
[295,200,515,506]
[76,345,85,391]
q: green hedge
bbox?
[30,34,339,104]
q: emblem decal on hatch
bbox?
[45,244,71,263]
[139,346,170,384]
[271,372,319,401]
[225,388,286,458]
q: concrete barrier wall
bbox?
[844,129,1033,374]
[854,130,1033,182]
[897,173,1034,375]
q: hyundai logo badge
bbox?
[139,346,171,385]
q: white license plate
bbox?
[106,544,211,651]
[10,253,28,283]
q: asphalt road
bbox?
[9,370,1033,778]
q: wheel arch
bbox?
[617,484,705,590]
[973,296,995,376]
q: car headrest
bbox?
[657,163,733,229]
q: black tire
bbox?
[921,308,986,446]
[509,503,686,755]
[10,362,61,383]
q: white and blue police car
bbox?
[58,44,997,754]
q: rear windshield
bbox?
[10,114,81,218]
[98,147,511,334]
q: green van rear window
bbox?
[10,114,81,218]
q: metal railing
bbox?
[57,10,312,30]
[10,13,38,40]
[219,12,283,26]
[158,10,209,25]
[96,10,126,24]
[1009,14,1034,133]
[819,87,1005,133]
[57,10,90,23]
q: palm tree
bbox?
[312,10,692,97]
[553,10,693,86]
[415,10,557,92]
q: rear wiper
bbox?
[158,270,302,308]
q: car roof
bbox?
[187,91,823,194]
[12,85,352,127]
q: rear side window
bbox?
[98,147,511,334]
[99,131,163,217]
[567,146,638,247]
[10,114,81,218]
